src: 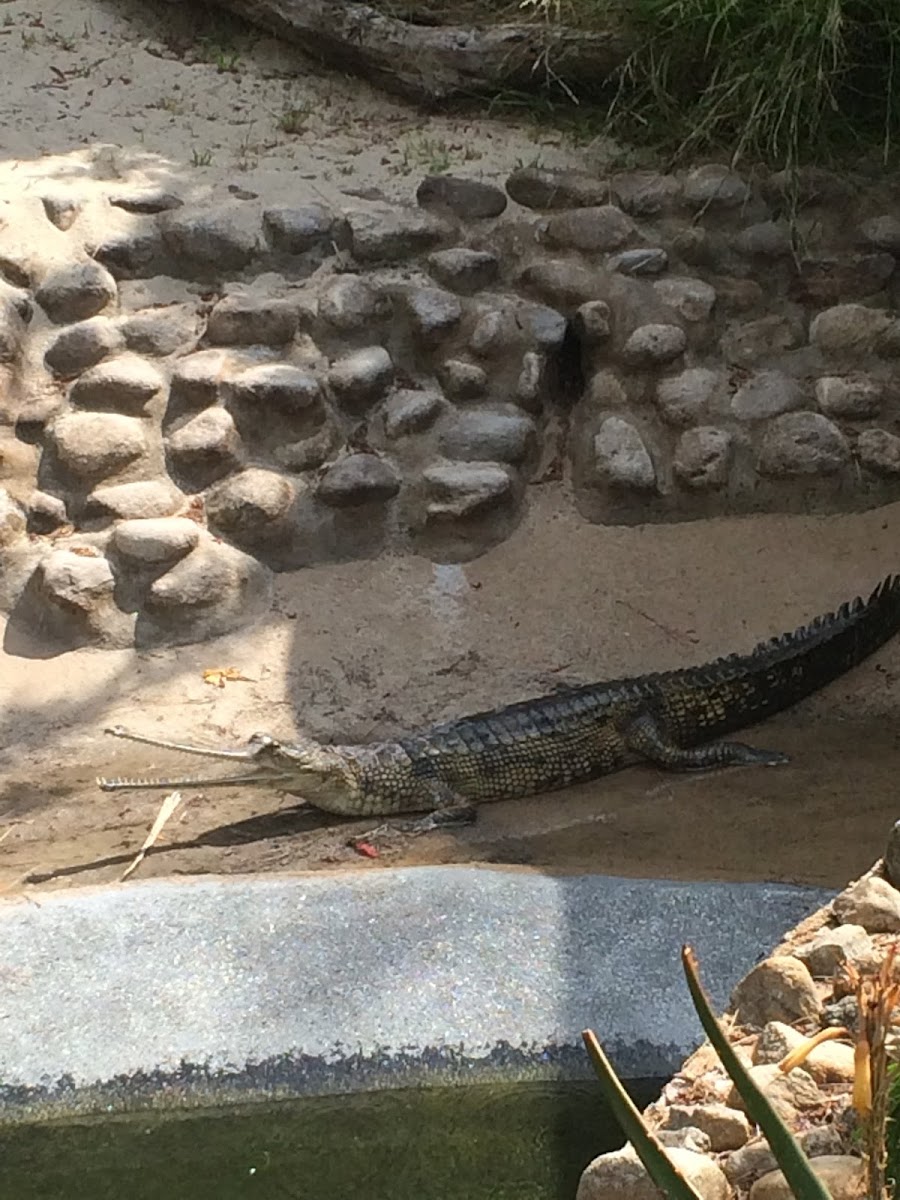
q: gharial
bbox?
[99,574,900,831]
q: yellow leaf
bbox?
[202,667,253,688]
[120,791,185,882]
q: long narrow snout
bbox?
[96,726,295,792]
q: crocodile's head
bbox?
[98,728,363,813]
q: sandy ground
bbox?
[0,0,898,894]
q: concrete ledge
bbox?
[0,867,832,1122]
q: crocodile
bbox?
[98,574,900,826]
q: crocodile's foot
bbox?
[351,804,478,850]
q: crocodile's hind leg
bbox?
[624,713,789,770]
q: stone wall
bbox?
[3,158,900,648]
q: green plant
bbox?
[600,0,900,167]
[583,945,832,1200]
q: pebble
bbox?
[111,517,199,564]
[593,418,656,491]
[36,260,117,324]
[327,346,394,411]
[416,175,507,219]
[317,454,401,507]
[51,411,147,478]
[439,409,536,464]
[757,412,850,477]
[426,248,499,294]
[70,354,165,412]
[730,955,821,1026]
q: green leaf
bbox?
[681,945,832,1200]
[581,1029,705,1200]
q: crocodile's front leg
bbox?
[354,780,477,845]
[624,713,789,770]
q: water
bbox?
[1,1079,662,1200]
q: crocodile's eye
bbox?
[249,732,276,750]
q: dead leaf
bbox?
[69,545,100,557]
[120,791,185,882]
[202,667,254,688]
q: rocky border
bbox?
[577,824,900,1200]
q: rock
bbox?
[793,924,872,976]
[317,453,401,507]
[857,428,900,476]
[731,371,803,421]
[518,301,567,349]
[170,350,233,408]
[731,955,821,1026]
[724,1139,779,1187]
[750,1156,864,1200]
[753,1020,855,1083]
[438,359,488,401]
[348,208,451,263]
[111,517,199,564]
[439,409,535,464]
[577,1145,729,1200]
[516,351,545,411]
[36,260,117,324]
[815,375,882,418]
[757,412,849,477]
[518,260,598,308]
[160,204,262,272]
[86,480,183,520]
[382,389,444,438]
[655,1128,712,1154]
[109,189,183,214]
[722,315,804,367]
[166,407,243,470]
[327,346,394,411]
[423,462,513,519]
[586,370,628,409]
[593,418,656,491]
[44,317,125,376]
[674,427,733,490]
[809,303,893,357]
[426,248,499,294]
[794,253,894,306]
[41,193,81,230]
[573,301,612,345]
[860,215,900,253]
[229,363,322,414]
[0,295,26,362]
[120,305,202,356]
[733,221,793,258]
[621,324,686,367]
[885,820,900,888]
[0,487,25,546]
[832,875,900,932]
[468,309,506,356]
[609,248,668,276]
[318,275,391,330]
[683,164,750,208]
[206,468,294,534]
[206,295,301,346]
[26,489,67,533]
[70,354,165,412]
[544,205,636,252]
[611,171,681,215]
[147,543,237,608]
[505,166,608,210]
[41,548,115,611]
[403,286,462,342]
[95,226,165,279]
[660,1103,750,1151]
[273,425,339,472]
[656,367,722,426]
[726,1063,823,1120]
[263,203,337,253]
[51,412,147,478]
[416,175,507,219]
[654,277,717,322]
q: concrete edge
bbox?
[0,866,834,1123]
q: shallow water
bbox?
[1,1080,662,1200]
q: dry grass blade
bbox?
[841,940,900,1200]
[120,791,185,882]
